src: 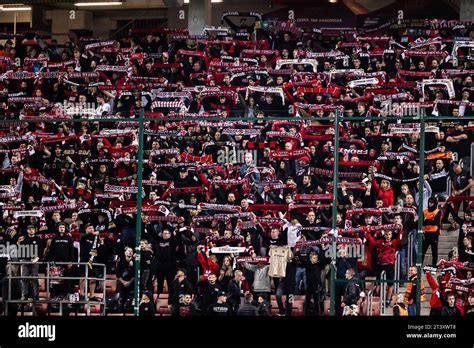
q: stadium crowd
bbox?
[0,14,473,317]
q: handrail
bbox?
[471,142,474,175]
[367,290,373,316]
[394,251,400,294]
[408,232,414,274]
[5,261,107,316]
[380,271,387,315]
[446,177,452,197]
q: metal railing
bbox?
[446,177,452,197]
[5,261,107,316]
[407,232,413,273]
[380,271,387,315]
[471,143,474,175]
[394,252,401,294]
[366,289,373,316]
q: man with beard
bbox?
[173,293,197,316]
[79,224,104,300]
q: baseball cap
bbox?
[217,291,227,297]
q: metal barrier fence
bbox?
[394,252,401,295]
[5,261,107,316]
[471,143,474,175]
[380,271,387,315]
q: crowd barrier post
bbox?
[133,108,145,316]
[416,112,426,316]
[329,109,341,316]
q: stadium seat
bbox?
[105,274,117,295]
[292,300,304,316]
[370,297,381,316]
[39,291,48,300]
[365,277,376,292]
[84,303,102,314]
[38,277,46,292]
[156,298,170,316]
[323,300,331,316]
[293,295,305,302]
[35,303,48,315]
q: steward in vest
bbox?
[422,197,443,266]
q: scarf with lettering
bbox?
[275,59,318,71]
[296,87,341,97]
[269,149,309,159]
[199,203,241,212]
[299,167,364,179]
[245,86,285,104]
[104,184,138,194]
[293,194,333,201]
[221,128,261,136]
[235,256,270,264]
[38,202,80,212]
[180,152,213,163]
[262,181,296,192]
[374,173,419,183]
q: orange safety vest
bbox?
[404,278,427,305]
[392,303,408,316]
[423,208,441,233]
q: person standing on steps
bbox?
[404,266,426,316]
[422,197,443,267]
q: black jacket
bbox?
[18,235,43,261]
[343,278,360,306]
[257,301,272,316]
[198,281,222,312]
[441,305,461,316]
[79,233,103,262]
[139,301,155,316]
[173,302,197,316]
[116,258,134,282]
[140,249,154,271]
[207,302,232,316]
[465,304,474,316]
[155,236,177,265]
[305,261,323,291]
[227,279,243,307]
[49,233,74,262]
[168,278,194,306]
[237,303,258,316]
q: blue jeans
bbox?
[399,247,407,280]
[408,303,417,316]
[295,267,306,294]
